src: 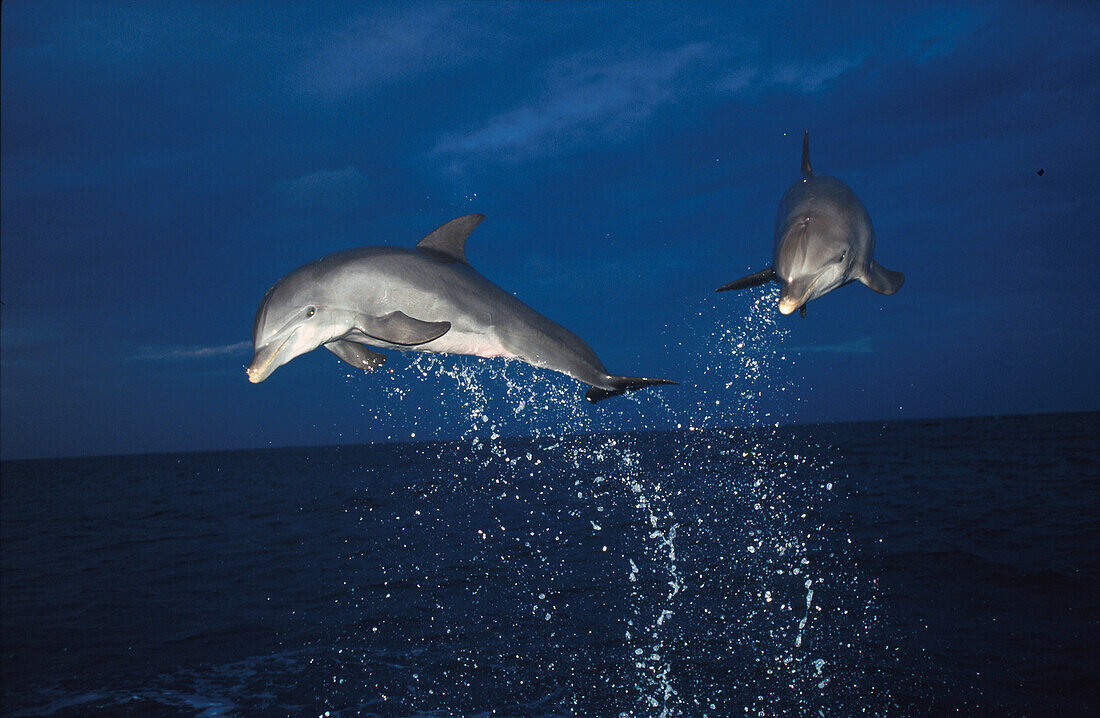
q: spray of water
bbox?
[665,288,890,716]
[329,285,883,716]
[404,354,685,716]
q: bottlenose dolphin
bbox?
[247,215,676,403]
[717,131,904,317]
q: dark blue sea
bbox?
[2,409,1097,717]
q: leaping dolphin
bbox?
[717,131,904,317]
[247,214,676,403]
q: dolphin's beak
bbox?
[778,279,814,315]
[246,334,293,383]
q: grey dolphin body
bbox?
[717,132,904,316]
[247,215,676,403]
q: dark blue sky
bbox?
[3,1,1097,459]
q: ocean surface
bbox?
[2,409,1096,717]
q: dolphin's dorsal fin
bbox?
[801,130,813,176]
[416,214,484,265]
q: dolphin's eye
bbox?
[306,307,316,319]
[837,251,846,263]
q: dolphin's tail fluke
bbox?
[585,376,678,404]
[716,267,775,293]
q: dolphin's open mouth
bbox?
[246,333,293,383]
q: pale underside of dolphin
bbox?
[717,131,904,317]
[247,215,676,403]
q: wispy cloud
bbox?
[765,56,862,92]
[275,166,369,207]
[138,341,251,361]
[2,336,252,367]
[717,56,862,95]
[790,337,874,355]
[432,43,864,169]
[291,4,474,96]
[432,43,712,163]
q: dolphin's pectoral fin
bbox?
[415,214,484,265]
[585,376,678,404]
[716,267,775,293]
[325,340,387,371]
[860,261,905,295]
[356,311,451,346]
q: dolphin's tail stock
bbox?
[585,375,678,404]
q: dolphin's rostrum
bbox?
[248,215,676,403]
[717,131,904,316]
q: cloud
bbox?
[765,56,863,93]
[431,42,866,169]
[291,3,472,96]
[790,337,874,355]
[275,166,369,207]
[432,43,712,163]
[138,341,252,361]
[717,55,862,95]
[1,333,252,367]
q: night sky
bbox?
[3,1,1097,460]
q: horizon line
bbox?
[2,408,1095,464]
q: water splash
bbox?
[327,287,884,716]
[332,349,684,715]
[662,288,890,716]
[620,455,683,718]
